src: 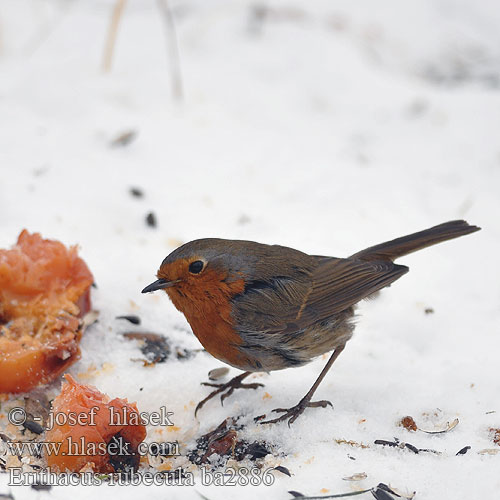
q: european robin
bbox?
[142,220,480,425]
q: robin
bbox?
[142,220,480,425]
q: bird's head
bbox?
[141,239,261,306]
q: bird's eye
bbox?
[189,260,204,274]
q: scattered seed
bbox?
[371,488,394,500]
[342,472,367,481]
[208,367,230,381]
[188,418,239,465]
[116,315,141,325]
[419,418,459,434]
[174,347,194,360]
[129,187,144,198]
[404,443,419,454]
[23,419,43,435]
[82,310,99,328]
[123,332,171,364]
[424,307,434,314]
[110,130,137,147]
[489,428,500,445]
[188,417,271,466]
[24,391,50,426]
[375,484,397,497]
[274,465,291,477]
[146,212,157,228]
[241,441,270,460]
[31,483,52,491]
[456,446,471,455]
[399,416,417,432]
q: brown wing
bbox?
[292,257,408,329]
[232,255,408,337]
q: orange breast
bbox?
[165,273,254,370]
[188,314,250,368]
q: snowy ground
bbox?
[1,0,499,499]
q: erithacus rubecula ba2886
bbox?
[142,220,480,425]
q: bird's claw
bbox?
[260,399,333,426]
[195,373,264,417]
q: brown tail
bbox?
[350,220,481,262]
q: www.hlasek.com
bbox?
[9,467,277,486]
[6,436,180,458]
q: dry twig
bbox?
[157,0,183,101]
[102,0,127,72]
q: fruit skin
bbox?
[46,374,147,473]
[0,230,94,393]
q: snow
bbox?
[1,0,499,499]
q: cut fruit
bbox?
[0,230,94,393]
[46,374,147,473]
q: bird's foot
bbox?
[195,371,264,417]
[259,397,333,426]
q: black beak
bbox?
[141,278,177,293]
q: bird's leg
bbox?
[260,345,345,426]
[195,371,264,417]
